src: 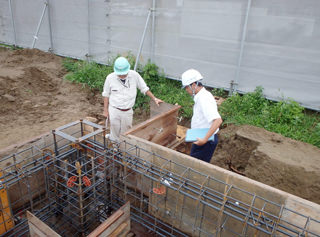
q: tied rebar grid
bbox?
[0,139,82,236]
[0,120,319,236]
[0,119,111,236]
[47,143,109,235]
[48,119,112,235]
[98,140,320,237]
[50,119,186,236]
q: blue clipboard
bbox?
[185,128,214,142]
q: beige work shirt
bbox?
[102,70,149,109]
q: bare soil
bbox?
[0,48,103,150]
[1,48,319,205]
[213,124,320,204]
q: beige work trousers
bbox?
[108,106,133,142]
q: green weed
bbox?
[219,87,320,148]
[211,88,228,98]
[0,43,22,50]
[63,59,112,90]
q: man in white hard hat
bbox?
[181,69,223,163]
[102,57,163,142]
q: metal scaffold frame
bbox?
[0,120,319,236]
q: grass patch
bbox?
[62,58,112,90]
[138,62,193,118]
[219,87,320,148]
[0,43,22,50]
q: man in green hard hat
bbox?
[102,56,163,142]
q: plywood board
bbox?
[8,169,46,210]
[125,102,180,147]
[27,211,60,237]
[0,171,15,235]
[88,202,130,237]
[150,101,178,117]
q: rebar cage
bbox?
[0,120,319,236]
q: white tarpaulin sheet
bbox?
[0,0,319,110]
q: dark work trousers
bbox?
[190,134,218,163]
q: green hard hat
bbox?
[114,57,130,75]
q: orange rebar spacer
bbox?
[83,176,91,187]
[42,148,54,160]
[67,176,77,187]
[153,185,166,195]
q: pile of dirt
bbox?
[213,124,320,204]
[0,48,103,150]
[0,48,319,205]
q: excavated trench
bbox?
[210,125,320,205]
[172,123,320,205]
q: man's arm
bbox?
[146,90,163,106]
[194,117,223,146]
[135,71,163,106]
[103,97,109,118]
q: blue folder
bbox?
[185,128,215,142]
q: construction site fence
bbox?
[0,0,319,111]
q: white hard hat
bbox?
[181,69,203,88]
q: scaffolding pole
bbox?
[8,0,17,46]
[31,1,48,48]
[232,0,252,95]
[134,8,152,71]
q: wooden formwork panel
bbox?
[27,211,60,237]
[8,170,46,210]
[125,102,180,147]
[122,134,320,236]
[88,202,130,237]
[0,172,15,235]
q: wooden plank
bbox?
[176,125,188,140]
[150,101,178,117]
[168,125,188,149]
[27,211,60,237]
[126,103,180,135]
[87,210,124,237]
[125,103,180,146]
[9,169,46,210]
[0,171,15,235]
[109,221,129,237]
[88,202,130,237]
[168,138,185,150]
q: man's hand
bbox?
[154,97,163,106]
[194,137,207,146]
[146,91,163,106]
[103,110,109,118]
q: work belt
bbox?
[116,107,131,112]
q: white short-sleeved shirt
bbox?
[191,87,221,134]
[102,70,149,109]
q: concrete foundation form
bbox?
[0,118,319,236]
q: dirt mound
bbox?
[1,66,59,118]
[213,124,320,204]
[0,48,103,150]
